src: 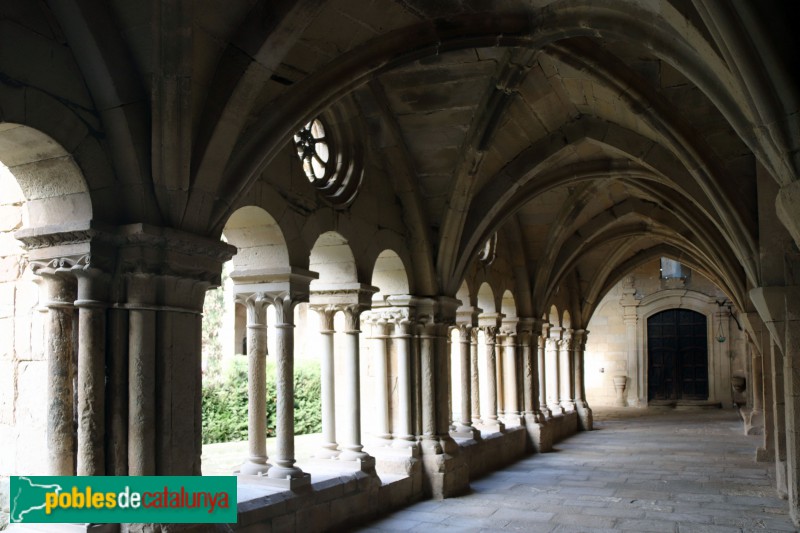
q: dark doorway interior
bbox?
[647,309,708,401]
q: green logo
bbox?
[10,476,237,524]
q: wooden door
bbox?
[647,309,708,401]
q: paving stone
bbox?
[353,409,796,533]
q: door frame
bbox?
[646,308,709,401]
[634,290,730,407]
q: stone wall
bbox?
[585,259,747,407]
[0,167,48,529]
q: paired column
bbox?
[559,329,576,412]
[452,324,479,439]
[392,315,415,446]
[481,325,504,430]
[240,293,271,475]
[470,328,481,426]
[311,305,339,458]
[546,327,563,415]
[370,314,392,443]
[572,329,593,430]
[267,293,307,481]
[538,324,552,419]
[338,304,372,463]
[502,326,522,426]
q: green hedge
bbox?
[202,357,321,444]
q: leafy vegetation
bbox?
[201,357,321,444]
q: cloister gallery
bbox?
[0,0,799,531]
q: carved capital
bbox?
[343,303,368,332]
[309,304,337,331]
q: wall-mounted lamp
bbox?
[716,299,727,343]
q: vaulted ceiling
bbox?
[1,0,798,322]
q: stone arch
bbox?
[371,249,410,306]
[501,290,517,319]
[309,231,357,286]
[222,205,289,272]
[456,280,472,311]
[0,124,92,227]
[549,305,560,327]
[477,283,496,314]
[562,310,572,330]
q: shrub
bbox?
[202,357,321,444]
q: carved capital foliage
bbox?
[270,292,299,326]
[343,303,367,332]
[309,304,337,331]
[482,325,498,343]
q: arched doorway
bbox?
[647,309,708,401]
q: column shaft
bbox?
[503,334,520,424]
[41,273,77,476]
[393,318,414,445]
[128,307,156,475]
[419,323,437,445]
[483,327,502,428]
[241,294,270,475]
[373,317,391,441]
[313,306,338,458]
[470,328,481,424]
[538,333,551,418]
[75,273,107,476]
[339,305,370,461]
[268,296,304,479]
[458,326,472,429]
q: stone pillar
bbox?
[519,319,552,452]
[559,329,576,412]
[546,327,563,415]
[502,325,522,426]
[392,315,415,447]
[266,293,309,483]
[771,339,788,497]
[74,269,108,476]
[783,287,800,525]
[371,314,392,443]
[759,332,776,462]
[620,276,640,405]
[470,328,481,425]
[573,329,593,431]
[240,293,271,475]
[495,330,505,418]
[311,305,339,458]
[538,324,552,419]
[37,268,78,476]
[452,324,479,439]
[127,274,156,475]
[747,339,766,435]
[337,304,374,467]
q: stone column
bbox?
[495,330,506,418]
[771,339,788,497]
[519,319,552,451]
[481,326,504,430]
[74,268,108,476]
[748,341,766,435]
[783,288,800,525]
[338,304,374,466]
[452,324,480,439]
[371,314,392,443]
[311,305,339,458]
[502,326,522,426]
[240,293,271,475]
[546,327,563,415]
[573,329,593,430]
[37,268,77,476]
[127,274,157,475]
[620,276,640,405]
[538,324,552,419]
[267,293,308,482]
[470,328,481,425]
[559,329,576,412]
[392,315,415,447]
[418,319,440,452]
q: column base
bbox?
[548,403,565,415]
[524,413,553,453]
[476,419,505,434]
[267,464,307,481]
[575,401,593,431]
[238,459,272,475]
[745,409,764,435]
[560,401,576,413]
[258,471,312,491]
[501,413,524,428]
[420,448,469,499]
[450,425,482,441]
[539,406,552,420]
[312,444,341,459]
[755,446,774,462]
[392,436,417,449]
[776,459,788,499]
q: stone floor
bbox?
[354,407,797,533]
